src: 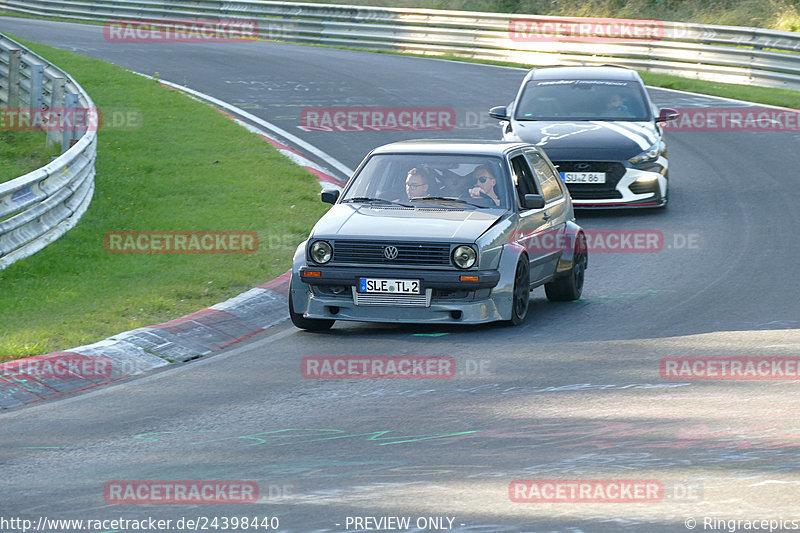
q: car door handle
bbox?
[542,212,552,221]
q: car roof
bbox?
[370,139,534,156]
[527,65,641,81]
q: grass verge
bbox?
[353,50,800,109]
[0,130,60,184]
[639,72,800,109]
[0,37,329,359]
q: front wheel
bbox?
[508,258,530,326]
[289,290,335,331]
[545,233,587,302]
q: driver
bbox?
[605,93,632,117]
[468,165,500,206]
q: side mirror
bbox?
[489,106,510,120]
[321,189,340,204]
[523,194,546,210]
[656,108,679,123]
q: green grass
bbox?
[640,72,800,108]
[0,38,329,360]
[0,130,60,184]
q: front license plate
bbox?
[562,172,606,184]
[359,278,421,294]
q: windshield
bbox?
[515,79,650,121]
[341,153,509,209]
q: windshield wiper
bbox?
[515,117,593,121]
[411,196,487,208]
[410,196,469,204]
[343,197,412,207]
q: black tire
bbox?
[508,258,530,326]
[545,232,587,302]
[289,290,335,331]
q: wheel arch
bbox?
[494,242,529,321]
[554,221,588,276]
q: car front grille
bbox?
[569,188,624,200]
[333,241,451,266]
[352,287,433,307]
[553,161,627,191]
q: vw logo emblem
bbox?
[383,246,399,260]
[575,162,592,171]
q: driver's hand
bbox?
[468,186,482,198]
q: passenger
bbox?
[405,167,434,200]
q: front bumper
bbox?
[571,168,667,208]
[293,266,507,324]
[298,266,501,290]
[561,161,668,209]
[301,292,505,324]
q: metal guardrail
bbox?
[0,33,96,270]
[3,0,800,90]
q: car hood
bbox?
[505,120,659,160]
[312,204,503,242]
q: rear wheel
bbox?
[545,233,587,302]
[289,290,335,331]
[508,258,530,326]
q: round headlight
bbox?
[452,245,477,269]
[310,240,333,264]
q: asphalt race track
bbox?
[2,16,800,533]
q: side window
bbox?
[509,155,539,208]
[524,150,563,203]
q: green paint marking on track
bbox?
[24,427,481,450]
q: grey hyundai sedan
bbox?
[289,140,588,330]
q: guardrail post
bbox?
[62,92,78,152]
[7,49,21,107]
[46,77,65,147]
[29,64,44,111]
